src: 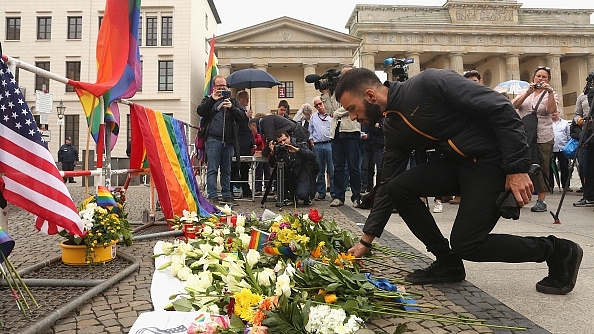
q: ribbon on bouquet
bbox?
[365,273,420,311]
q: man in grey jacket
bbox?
[337,67,582,296]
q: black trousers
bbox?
[386,157,553,263]
[61,161,75,182]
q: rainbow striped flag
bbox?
[248,229,269,251]
[69,0,141,149]
[95,185,119,214]
[203,35,218,97]
[263,247,295,257]
[129,104,217,218]
[0,226,15,263]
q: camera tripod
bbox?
[260,161,294,209]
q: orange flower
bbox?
[323,293,338,304]
[334,252,356,268]
[252,309,266,326]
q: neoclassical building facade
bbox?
[217,0,594,118]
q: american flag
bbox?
[0,57,84,236]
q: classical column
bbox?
[218,64,231,78]
[406,52,421,78]
[303,63,318,105]
[504,54,520,81]
[360,51,376,72]
[448,53,464,74]
[587,55,594,72]
[253,64,270,114]
[546,54,564,116]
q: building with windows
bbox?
[1,0,220,160]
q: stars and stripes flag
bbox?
[0,57,85,236]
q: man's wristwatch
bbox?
[359,239,373,248]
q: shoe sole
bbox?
[573,203,594,207]
[536,243,583,295]
[405,274,466,285]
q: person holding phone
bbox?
[197,75,245,205]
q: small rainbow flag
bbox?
[203,35,218,97]
[0,226,15,263]
[96,185,119,214]
[248,229,269,251]
[263,247,294,257]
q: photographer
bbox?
[573,72,594,207]
[197,75,245,205]
[306,67,343,116]
[267,130,317,205]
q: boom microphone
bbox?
[305,74,322,83]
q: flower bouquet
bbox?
[59,186,133,265]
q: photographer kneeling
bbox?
[267,130,317,205]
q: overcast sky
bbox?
[215,0,594,35]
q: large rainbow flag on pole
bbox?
[69,0,141,149]
[129,104,217,218]
[203,35,218,97]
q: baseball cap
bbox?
[66,136,72,140]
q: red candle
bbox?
[230,216,237,227]
[219,215,227,223]
[185,227,196,239]
[183,223,194,232]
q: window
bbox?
[35,61,50,92]
[6,17,21,40]
[146,17,157,46]
[158,60,173,91]
[67,16,82,39]
[278,82,294,98]
[65,61,81,92]
[205,14,208,29]
[37,17,51,40]
[65,114,80,145]
[138,16,142,46]
[98,16,103,30]
[161,16,173,46]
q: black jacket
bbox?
[196,96,244,145]
[364,68,532,237]
[269,139,317,200]
[58,144,78,163]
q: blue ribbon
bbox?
[365,273,420,311]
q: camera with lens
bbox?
[305,68,342,93]
[219,90,232,98]
[533,83,542,89]
[274,144,289,162]
[383,57,414,82]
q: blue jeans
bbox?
[313,142,334,198]
[205,137,234,199]
[332,138,362,202]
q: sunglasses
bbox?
[314,102,323,107]
[468,70,479,74]
[537,66,551,73]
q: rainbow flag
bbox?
[248,229,269,251]
[0,226,15,263]
[203,35,218,97]
[263,247,295,257]
[129,104,217,218]
[69,0,141,149]
[96,185,119,214]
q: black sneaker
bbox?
[536,238,583,295]
[221,197,238,206]
[405,259,466,284]
[573,198,594,207]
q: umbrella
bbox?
[494,80,530,96]
[226,68,281,89]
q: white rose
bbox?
[177,266,193,281]
[236,215,246,227]
[161,242,174,254]
[257,268,276,286]
[202,225,213,236]
[235,226,245,234]
[238,233,252,248]
[275,273,291,297]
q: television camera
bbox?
[305,68,342,93]
[383,57,414,82]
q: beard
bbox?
[362,100,383,125]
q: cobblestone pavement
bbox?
[0,184,549,333]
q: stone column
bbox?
[360,51,377,72]
[406,52,421,78]
[448,53,464,74]
[546,54,564,116]
[254,64,269,114]
[587,55,594,72]
[504,54,520,81]
[218,64,231,78]
[303,63,318,105]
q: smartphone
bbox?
[220,90,231,98]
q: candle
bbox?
[183,223,194,232]
[185,227,196,239]
[219,215,227,223]
[230,216,237,228]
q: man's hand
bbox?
[505,173,533,207]
[348,243,369,259]
[286,144,298,153]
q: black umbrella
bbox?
[225,68,281,89]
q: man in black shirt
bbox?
[337,67,582,295]
[58,137,78,183]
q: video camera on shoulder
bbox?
[383,57,414,82]
[305,68,342,93]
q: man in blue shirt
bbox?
[308,96,334,200]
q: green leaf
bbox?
[342,299,360,314]
[171,297,194,312]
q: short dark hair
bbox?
[464,70,481,80]
[334,68,382,102]
[275,130,290,139]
